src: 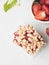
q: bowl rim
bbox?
[35,19,49,24]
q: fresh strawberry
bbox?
[42,5,49,15]
[35,10,46,20]
[46,28,49,36]
[45,0,49,5]
[39,0,45,4]
[32,2,41,15]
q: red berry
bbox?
[35,10,46,20]
[46,28,49,36]
[32,2,41,15]
[39,0,45,4]
[42,5,49,15]
[45,0,49,5]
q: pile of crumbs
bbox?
[13,25,45,55]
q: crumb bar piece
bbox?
[13,25,45,55]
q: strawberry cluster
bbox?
[46,28,49,36]
[32,0,49,21]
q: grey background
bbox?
[0,0,49,65]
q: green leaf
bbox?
[4,0,17,12]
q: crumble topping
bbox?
[13,25,45,55]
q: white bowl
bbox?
[31,0,49,23]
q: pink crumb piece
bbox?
[14,32,19,36]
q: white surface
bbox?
[0,0,49,65]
